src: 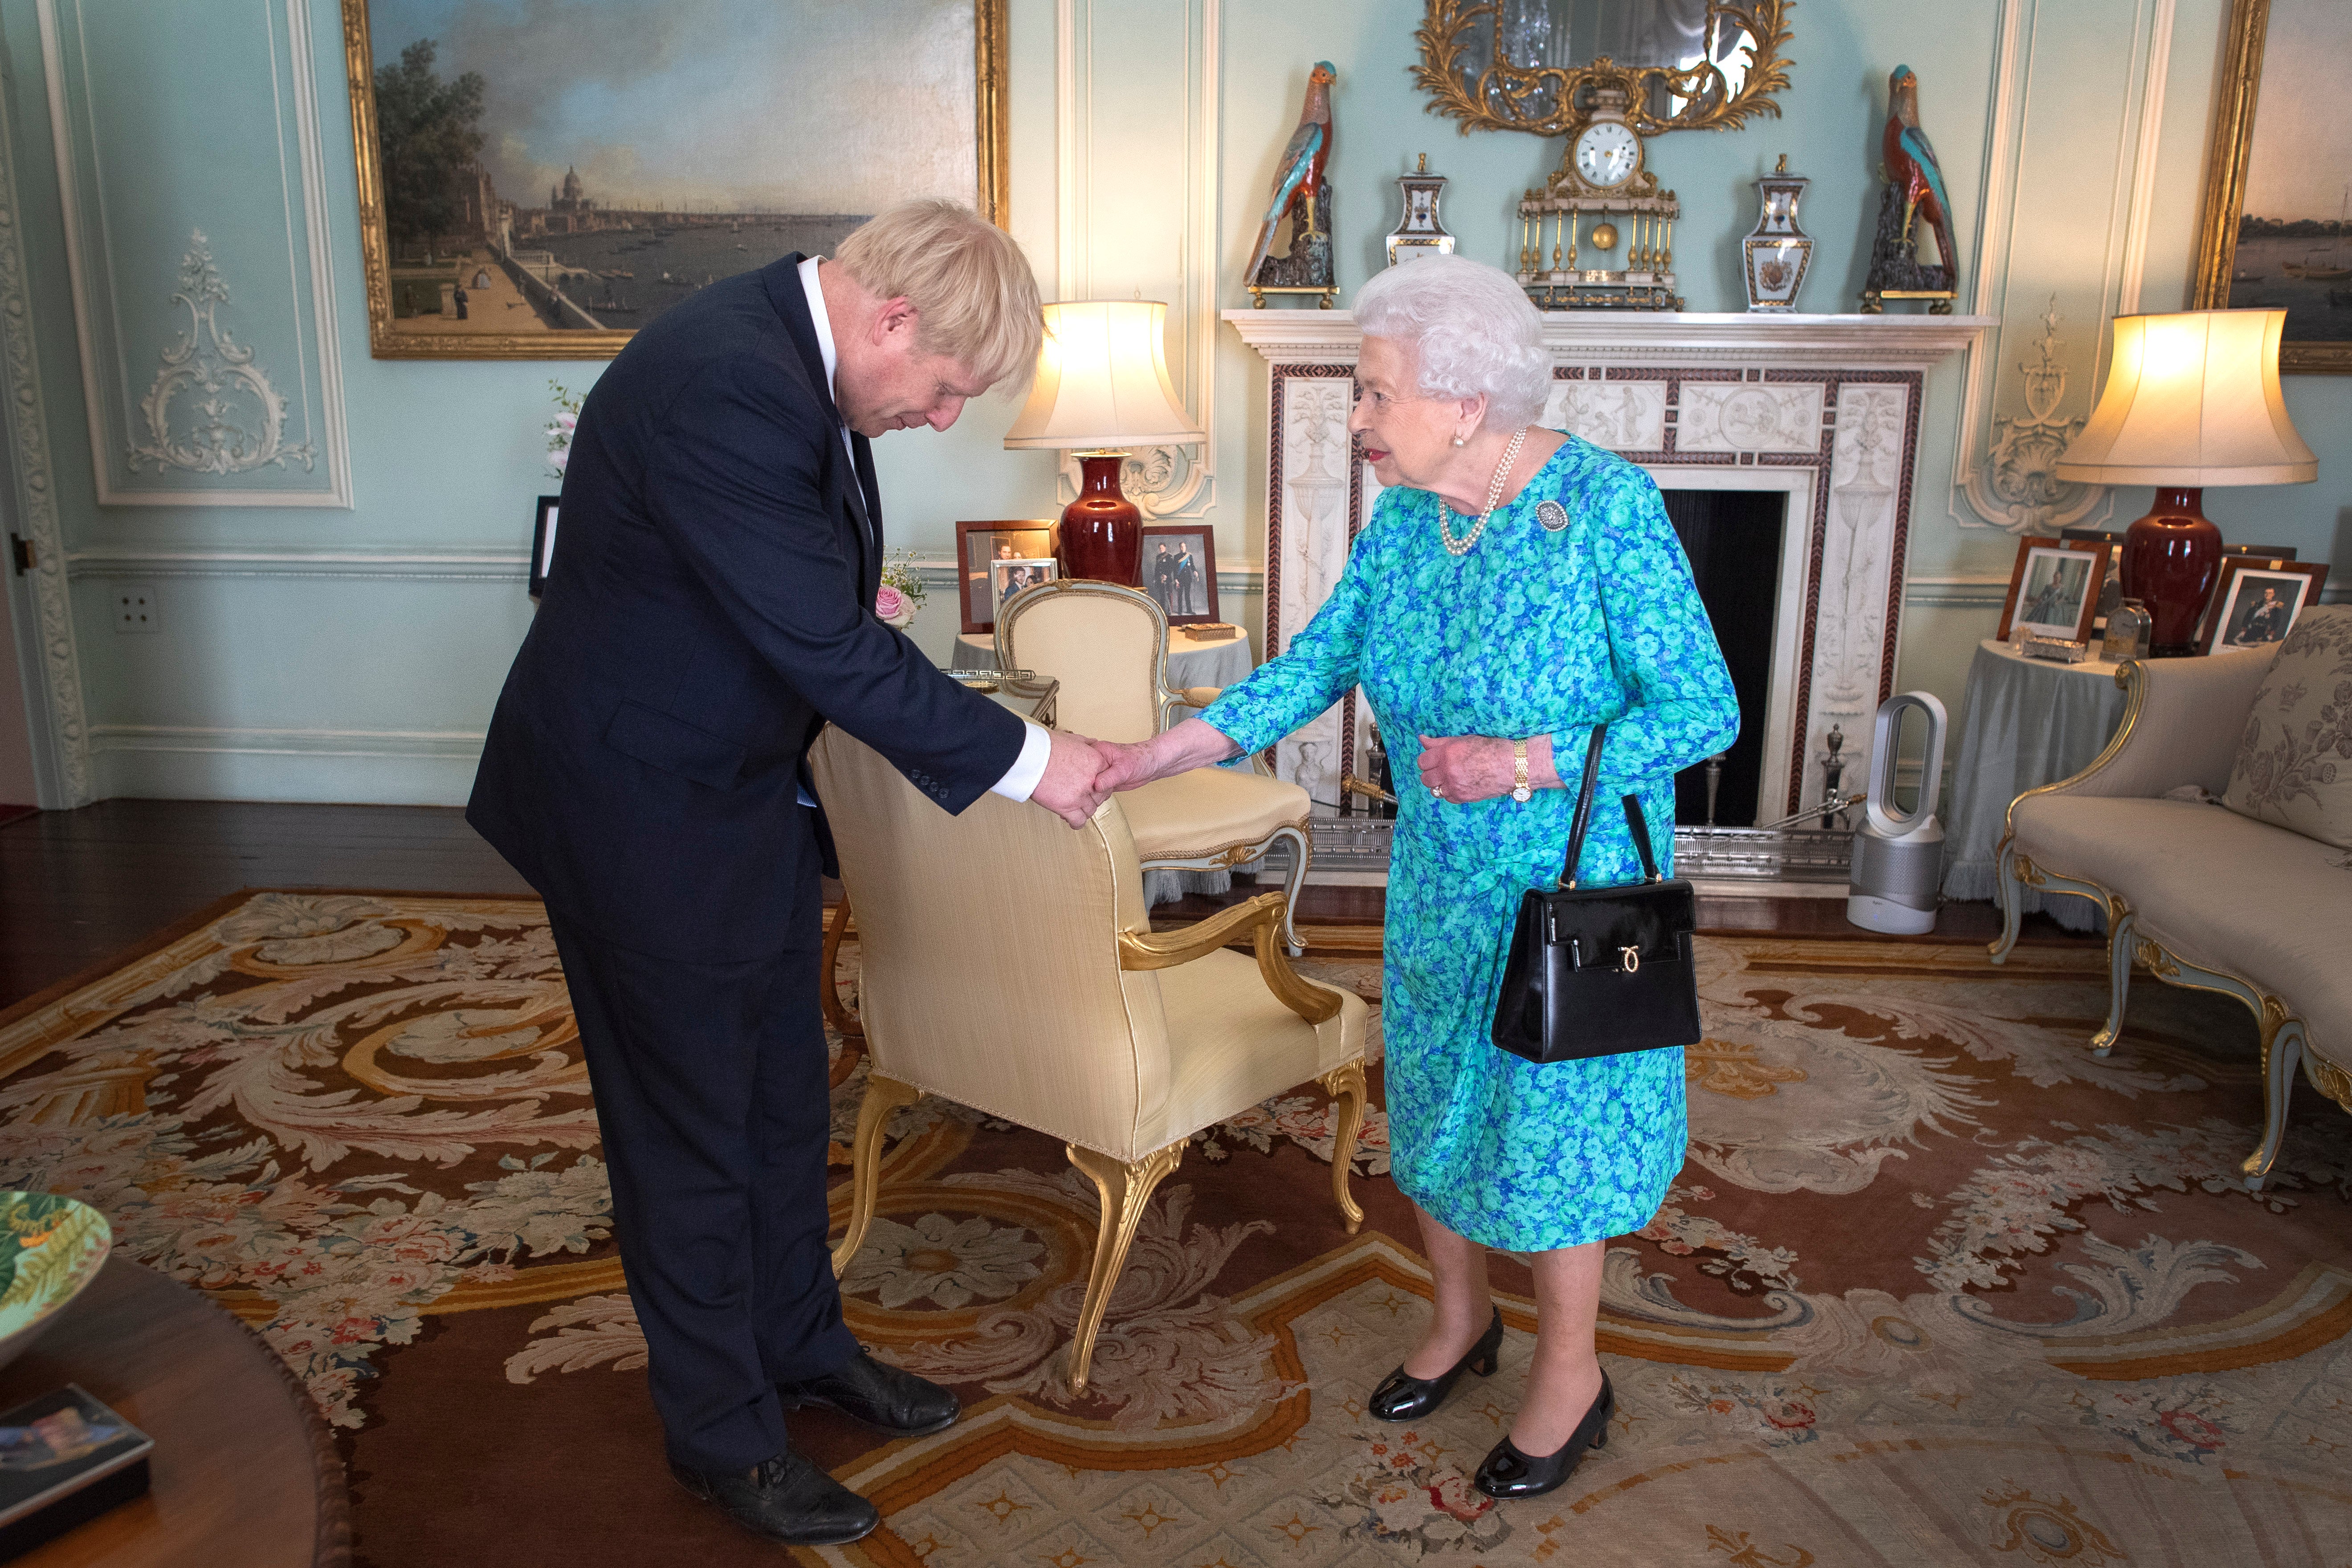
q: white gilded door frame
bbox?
[1054,0,1219,520]
[1947,0,2173,536]
[36,0,351,509]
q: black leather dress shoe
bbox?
[780,1348,960,1437]
[1473,1371,1614,1499]
[1369,1306,1504,1423]
[670,1451,878,1546]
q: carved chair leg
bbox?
[1271,824,1312,957]
[2242,1014,2306,1193]
[1063,1140,1186,1394]
[2090,905,2136,1058]
[1988,839,2023,964]
[831,1074,920,1278]
[1318,1059,1367,1235]
[820,896,863,1039]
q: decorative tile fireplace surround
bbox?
[1224,310,1991,876]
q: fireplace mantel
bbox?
[1223,308,1992,827]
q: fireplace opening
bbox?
[1662,488,1786,828]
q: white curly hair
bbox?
[1351,254,1551,430]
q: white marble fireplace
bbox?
[1223,311,1991,827]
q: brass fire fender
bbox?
[1986,661,2343,1191]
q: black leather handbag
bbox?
[1489,724,1702,1064]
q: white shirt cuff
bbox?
[989,721,1053,802]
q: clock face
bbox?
[1573,121,1641,189]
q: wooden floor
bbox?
[0,802,2097,1013]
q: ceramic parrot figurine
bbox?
[1883,65,1959,279]
[1245,61,1337,284]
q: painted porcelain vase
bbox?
[1742,161,1814,312]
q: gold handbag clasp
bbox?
[1619,945,1640,974]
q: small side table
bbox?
[953,631,1254,698]
[1940,637,2132,932]
[0,1256,347,1566]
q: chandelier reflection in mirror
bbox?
[1414,0,1793,136]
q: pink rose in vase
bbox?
[875,583,916,628]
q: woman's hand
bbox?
[1417,733,1560,804]
[1095,717,1242,793]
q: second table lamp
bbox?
[1003,300,1205,586]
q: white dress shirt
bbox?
[796,257,1050,804]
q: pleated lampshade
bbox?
[2052,310,2314,485]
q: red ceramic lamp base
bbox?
[2119,486,2222,656]
[1056,452,1141,586]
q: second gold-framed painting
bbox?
[340,0,1008,360]
[2194,0,2352,372]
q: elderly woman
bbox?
[1101,254,1736,1499]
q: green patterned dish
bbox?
[0,1192,112,1373]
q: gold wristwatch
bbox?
[1511,739,1532,802]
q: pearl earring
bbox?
[1451,436,1466,447]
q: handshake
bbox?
[1024,718,1241,828]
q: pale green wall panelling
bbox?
[0,0,2341,807]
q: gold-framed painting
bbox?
[2192,0,2352,373]
[339,0,1009,361]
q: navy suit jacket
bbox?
[468,255,1024,961]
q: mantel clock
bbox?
[1516,80,1680,310]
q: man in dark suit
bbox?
[468,202,1105,1548]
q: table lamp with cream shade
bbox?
[1003,299,1205,586]
[2051,309,2315,656]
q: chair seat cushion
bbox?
[2012,794,2350,1055]
[1122,770,1310,863]
[1145,949,1366,1149]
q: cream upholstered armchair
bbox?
[996,579,1314,952]
[810,724,1368,1392]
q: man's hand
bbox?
[1030,727,1111,828]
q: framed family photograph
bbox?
[955,520,1056,633]
[1139,524,1219,625]
[991,558,1058,619]
[2193,0,2352,372]
[2198,557,2331,653]
[341,0,1008,359]
[1997,539,2112,645]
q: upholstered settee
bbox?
[1991,610,2352,1189]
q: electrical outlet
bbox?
[113,583,161,634]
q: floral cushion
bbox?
[2222,603,2352,849]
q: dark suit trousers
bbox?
[546,808,855,1472]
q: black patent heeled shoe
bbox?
[1369,1306,1504,1423]
[1473,1370,1614,1499]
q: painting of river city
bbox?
[349,0,992,352]
[2211,0,2352,354]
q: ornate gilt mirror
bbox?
[1414,0,1793,136]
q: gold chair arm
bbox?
[1117,892,1342,1026]
[1179,685,1224,709]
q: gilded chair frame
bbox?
[828,891,1369,1393]
[1987,660,2341,1189]
[995,578,1313,953]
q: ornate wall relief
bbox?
[1959,297,2098,536]
[126,232,317,479]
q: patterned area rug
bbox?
[0,892,2347,1566]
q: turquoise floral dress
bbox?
[1202,436,1737,1252]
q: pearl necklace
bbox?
[1438,426,1530,558]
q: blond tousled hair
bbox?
[833,200,1044,391]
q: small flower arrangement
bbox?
[876,548,926,629]
[545,380,582,479]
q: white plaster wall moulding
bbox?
[1226,310,1991,821]
[36,0,351,508]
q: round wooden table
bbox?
[0,1257,348,1566]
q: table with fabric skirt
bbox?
[951,630,1264,906]
[1940,637,2132,933]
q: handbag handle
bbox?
[1558,725,1665,888]
[1560,725,1607,889]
